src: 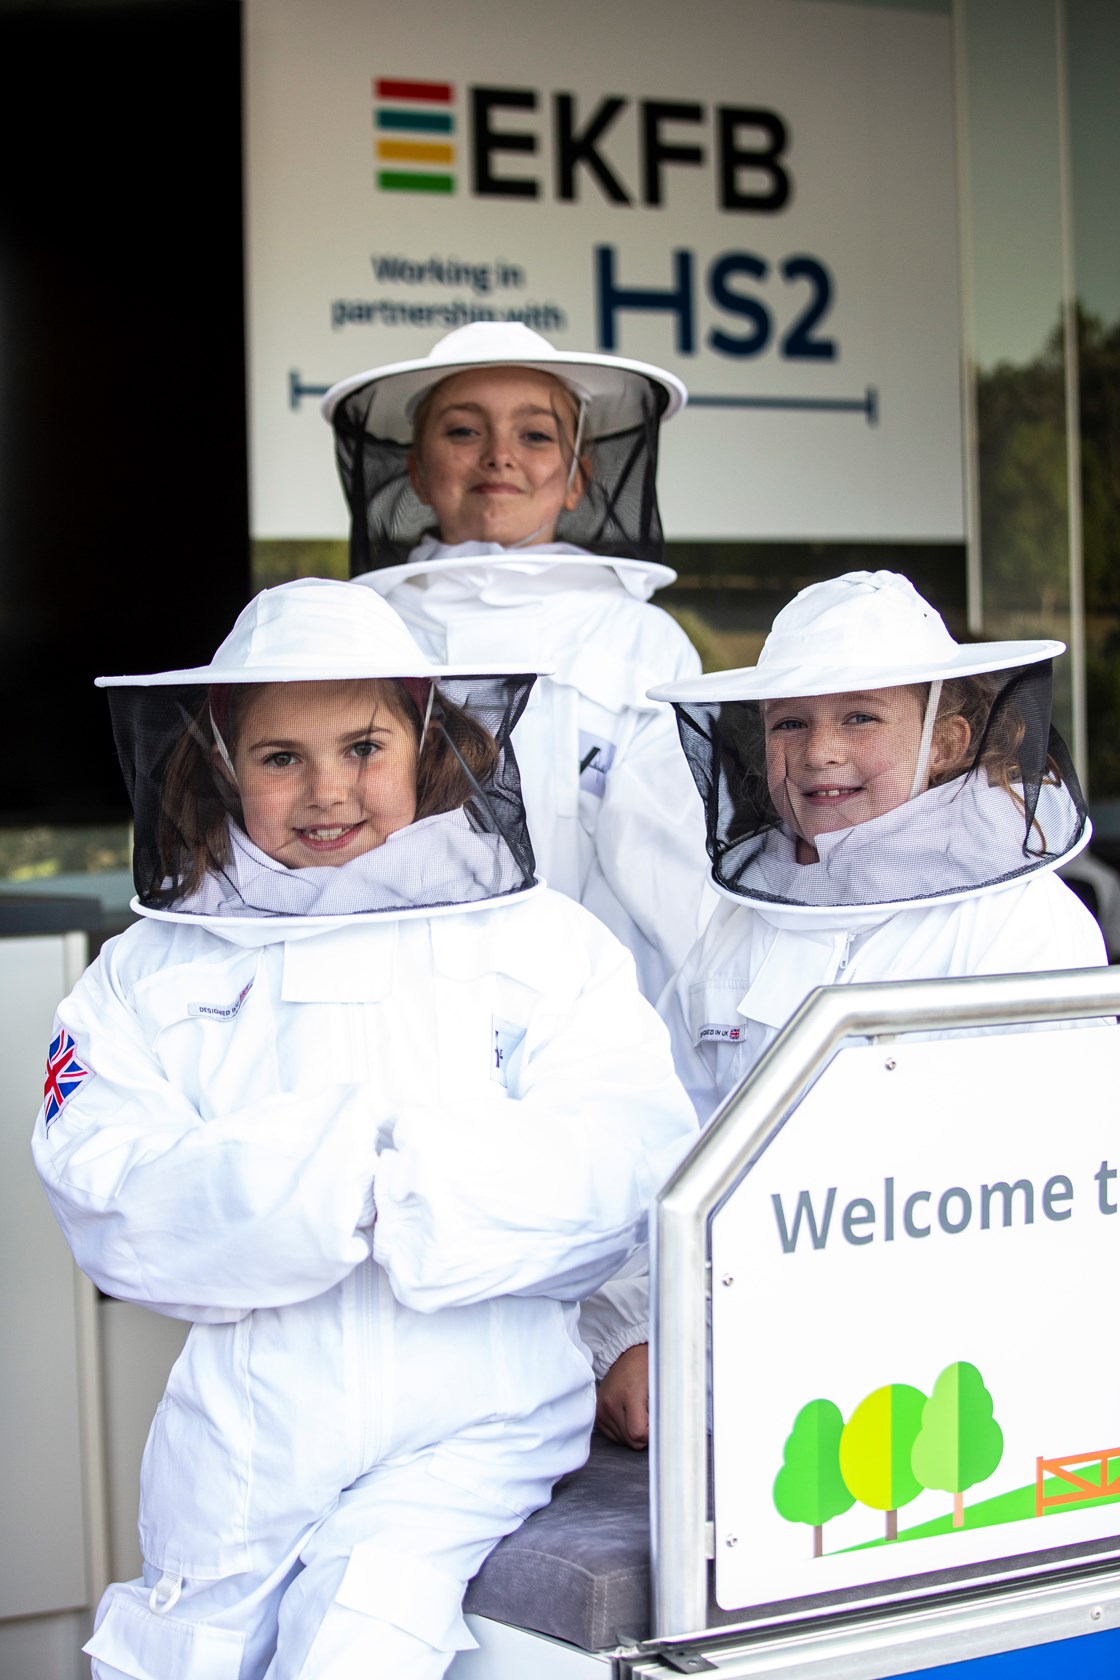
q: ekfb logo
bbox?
[373,77,792,212]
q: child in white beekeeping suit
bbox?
[322,322,713,1004]
[590,569,1107,1450]
[32,578,696,1680]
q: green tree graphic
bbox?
[773,1399,855,1557]
[839,1384,927,1542]
[910,1362,1004,1529]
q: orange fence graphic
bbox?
[1035,1448,1120,1517]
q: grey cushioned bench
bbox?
[463,1433,652,1651]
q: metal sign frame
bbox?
[650,966,1120,1644]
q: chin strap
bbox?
[510,393,589,552]
[566,395,588,493]
[210,706,239,786]
[420,678,436,748]
[908,678,944,801]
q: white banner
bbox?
[245,0,965,542]
[711,1027,1120,1610]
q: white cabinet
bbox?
[0,929,106,1623]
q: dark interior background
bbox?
[0,0,249,822]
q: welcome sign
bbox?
[710,1026,1120,1610]
[245,0,965,543]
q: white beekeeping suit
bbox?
[323,322,713,1003]
[654,569,1107,1118]
[664,865,1106,1122]
[586,570,1107,1445]
[33,579,696,1680]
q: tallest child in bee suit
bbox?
[32,579,696,1680]
[326,325,708,1412]
[323,322,713,1007]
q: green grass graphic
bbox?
[838,1458,1120,1552]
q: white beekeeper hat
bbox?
[649,570,1087,914]
[649,571,1063,705]
[97,578,546,921]
[95,577,547,687]
[321,321,687,444]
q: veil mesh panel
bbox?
[330,383,669,572]
[108,675,537,915]
[672,662,1088,907]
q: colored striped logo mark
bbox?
[374,79,455,195]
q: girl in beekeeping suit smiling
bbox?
[589,568,1107,1453]
[33,576,696,1680]
[323,322,714,1008]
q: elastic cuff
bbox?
[592,1325,649,1383]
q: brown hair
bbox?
[926,671,1061,849]
[926,671,1061,793]
[928,674,1020,790]
[157,678,499,897]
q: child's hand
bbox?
[594,1343,649,1450]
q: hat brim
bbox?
[96,661,550,687]
[359,551,678,601]
[322,348,686,443]
[647,639,1064,704]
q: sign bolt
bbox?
[725,1535,738,1547]
[885,1058,897,1071]
[721,1274,734,1287]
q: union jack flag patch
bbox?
[43,1025,94,1130]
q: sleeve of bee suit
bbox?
[576,604,714,1002]
[578,1248,650,1380]
[32,926,381,1321]
[371,900,698,1313]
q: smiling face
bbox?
[227,680,420,868]
[762,686,952,864]
[408,366,585,547]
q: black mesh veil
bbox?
[107,674,539,918]
[329,379,671,573]
[671,661,1089,909]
